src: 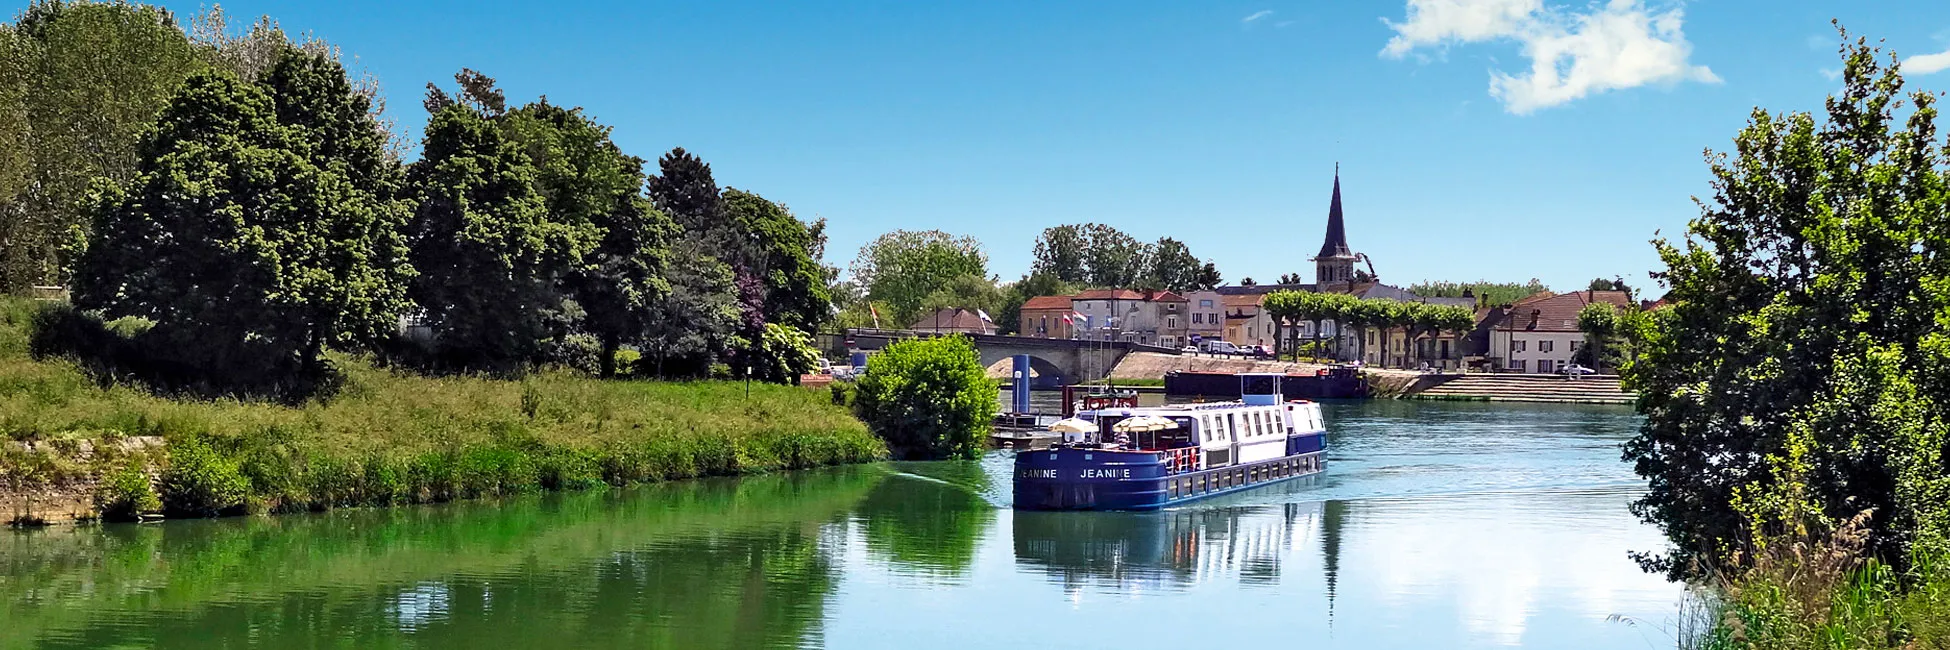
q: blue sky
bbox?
[48,0,1950,293]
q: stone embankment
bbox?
[1408,373,1635,405]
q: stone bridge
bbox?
[841,329,1181,388]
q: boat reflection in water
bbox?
[1011,479,1344,596]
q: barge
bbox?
[1013,373,1327,511]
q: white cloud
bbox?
[1381,0,1719,114]
[1243,10,1273,23]
[1910,48,1950,76]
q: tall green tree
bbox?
[642,246,739,378]
[648,146,727,251]
[722,188,831,332]
[1625,34,1950,577]
[0,0,208,291]
[848,230,988,325]
[501,100,673,377]
[1141,236,1221,293]
[73,63,408,381]
[405,96,593,371]
[1030,223,1158,288]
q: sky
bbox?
[38,0,1950,294]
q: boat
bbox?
[1013,373,1327,511]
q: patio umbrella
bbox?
[1112,415,1176,433]
[1049,418,1096,434]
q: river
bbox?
[1,400,1682,649]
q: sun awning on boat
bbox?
[1112,415,1176,433]
[1049,418,1096,434]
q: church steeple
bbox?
[1313,165,1356,285]
[1317,164,1352,260]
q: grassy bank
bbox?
[1692,534,1950,649]
[0,299,886,521]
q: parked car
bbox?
[1245,344,1273,359]
[1199,340,1241,356]
[1179,345,1199,354]
[1559,363,1596,377]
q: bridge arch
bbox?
[984,354,1072,390]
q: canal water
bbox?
[1,401,1682,649]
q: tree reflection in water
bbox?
[2,467,886,650]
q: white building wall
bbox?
[1497,330,1586,373]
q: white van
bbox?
[1200,340,1241,355]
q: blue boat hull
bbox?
[1013,439,1325,511]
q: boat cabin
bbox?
[1069,374,1317,472]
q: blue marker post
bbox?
[1012,354,1032,414]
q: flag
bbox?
[1061,313,1073,325]
[868,304,882,329]
[977,309,993,323]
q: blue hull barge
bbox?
[1014,373,1327,511]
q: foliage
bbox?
[94,462,160,521]
[501,100,673,376]
[1141,237,1222,293]
[160,435,250,517]
[1278,273,1304,285]
[852,335,996,460]
[405,94,593,372]
[1587,276,1636,301]
[722,188,832,331]
[1624,34,1950,579]
[640,247,739,378]
[734,323,820,384]
[848,229,989,325]
[0,0,207,292]
[1260,291,1473,366]
[0,297,884,517]
[647,146,726,252]
[1030,224,1219,292]
[71,59,412,391]
[1408,279,1551,307]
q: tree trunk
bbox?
[599,335,619,378]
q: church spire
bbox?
[1317,163,1352,259]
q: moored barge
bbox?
[1013,373,1327,511]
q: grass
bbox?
[0,298,886,519]
[1685,515,1950,649]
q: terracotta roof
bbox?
[1143,290,1188,302]
[1222,294,1263,309]
[1214,283,1312,295]
[1020,295,1075,310]
[1494,290,1633,333]
[1075,288,1144,300]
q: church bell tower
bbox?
[1313,165,1357,286]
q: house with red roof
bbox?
[1485,290,1634,373]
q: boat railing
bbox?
[1160,447,1200,474]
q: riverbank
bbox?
[1,300,886,525]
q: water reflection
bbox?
[3,401,1681,649]
[3,467,885,650]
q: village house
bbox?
[1486,290,1633,373]
[1018,294,1079,339]
[1183,290,1224,344]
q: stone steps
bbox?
[1410,374,1635,405]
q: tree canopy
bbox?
[1029,223,1220,292]
[73,55,411,385]
[1624,35,1950,577]
[848,230,988,325]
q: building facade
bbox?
[1184,290,1224,344]
[1019,294,1078,339]
[1486,290,1633,373]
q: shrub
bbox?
[852,335,996,460]
[160,436,251,517]
[95,463,161,521]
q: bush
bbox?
[734,323,820,384]
[852,335,996,460]
[95,463,161,521]
[160,436,250,517]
